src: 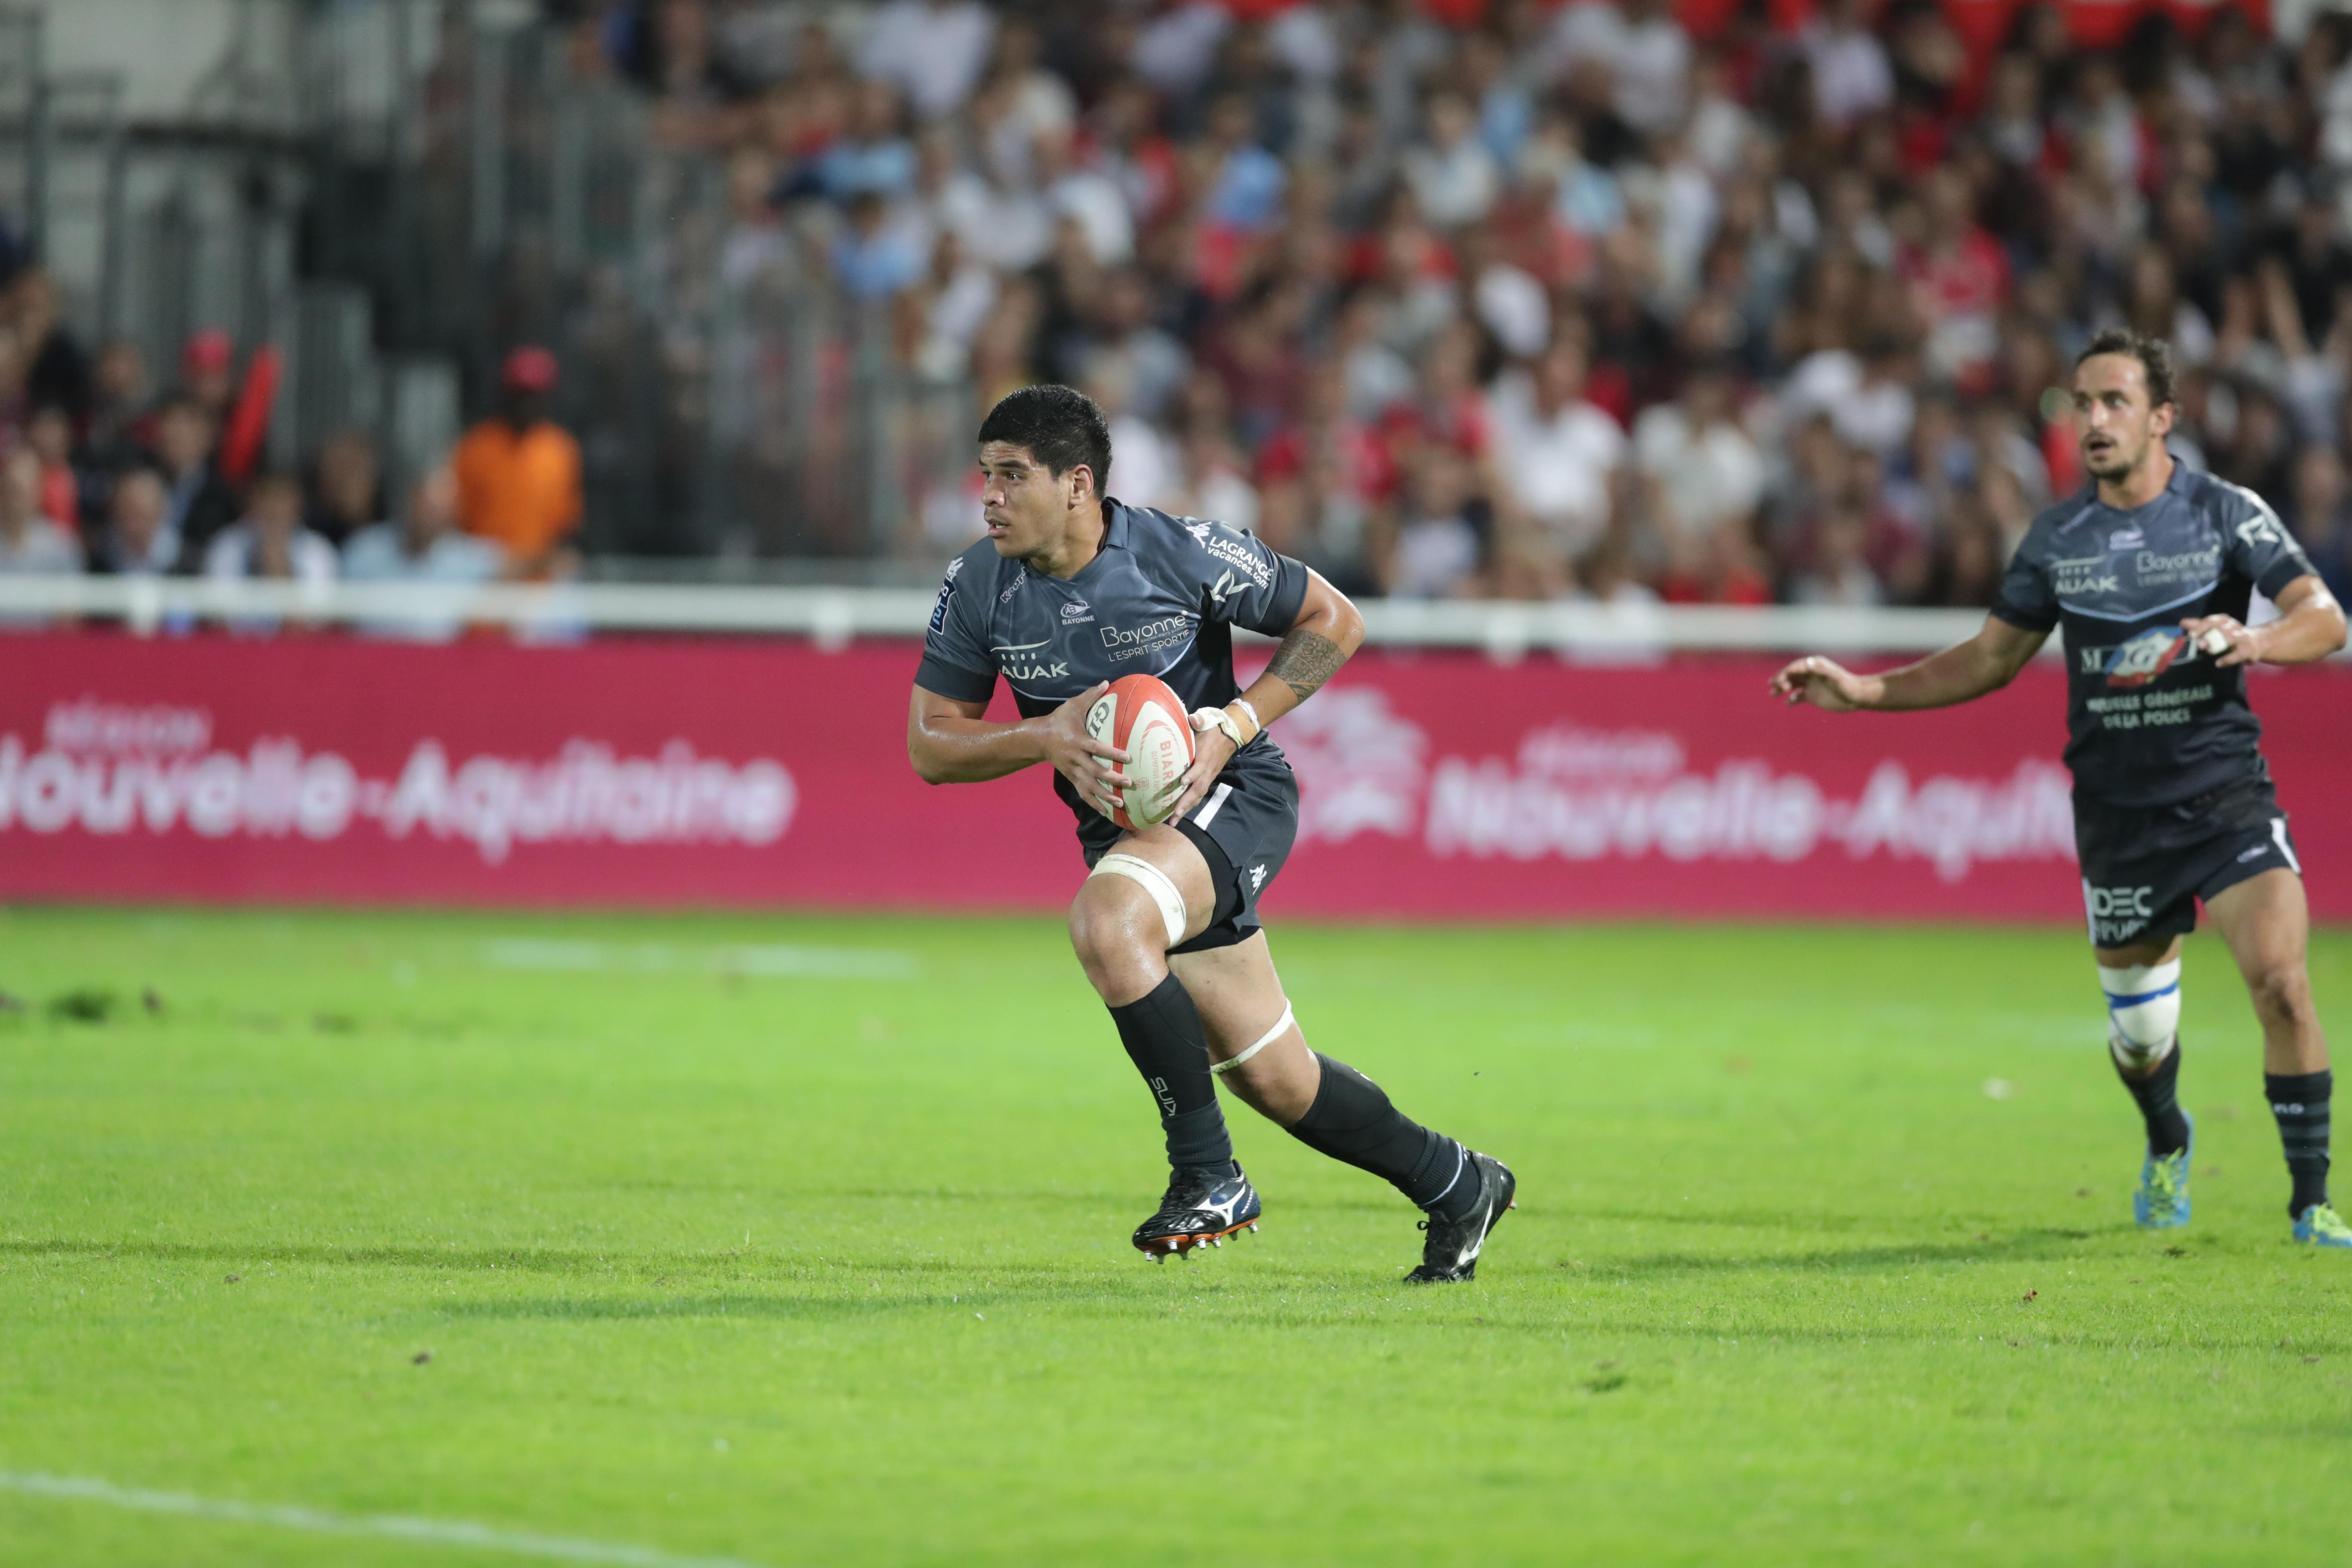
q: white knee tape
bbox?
[1211,1003,1293,1077]
[1091,853,1188,947]
[2099,959,2181,1065]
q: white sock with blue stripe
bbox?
[2099,958,2181,1071]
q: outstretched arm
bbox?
[1768,613,2049,714]
[2183,573,2347,668]
[907,683,1130,817]
[1169,569,1366,815]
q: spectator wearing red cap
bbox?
[179,328,237,424]
[452,346,584,578]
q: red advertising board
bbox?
[0,633,2343,922]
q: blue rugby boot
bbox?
[2292,1203,2352,1248]
[2134,1111,2193,1230]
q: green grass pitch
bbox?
[1,906,2348,1567]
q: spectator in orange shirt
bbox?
[453,346,583,579]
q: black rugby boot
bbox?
[1133,1164,1262,1260]
[1406,1151,1516,1283]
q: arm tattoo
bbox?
[1266,628,1347,702]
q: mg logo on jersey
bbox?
[2101,627,2189,688]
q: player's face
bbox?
[977,441,1084,561]
[2073,355,2173,482]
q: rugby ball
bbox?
[1086,674,1195,831]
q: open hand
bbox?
[1768,655,1875,712]
[1041,683,1129,817]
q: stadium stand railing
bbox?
[0,574,2021,655]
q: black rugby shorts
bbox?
[2075,777,2300,948]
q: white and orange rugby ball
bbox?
[1087,674,1195,831]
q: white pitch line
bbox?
[0,1471,773,1568]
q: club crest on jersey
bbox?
[2102,627,2188,687]
[1060,599,1094,623]
[2108,525,2144,550]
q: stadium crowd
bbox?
[582,0,2352,604]
[10,0,2352,615]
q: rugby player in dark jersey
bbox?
[1772,329,2350,1247]
[906,385,1515,1278]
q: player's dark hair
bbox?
[976,384,1112,496]
[2076,327,2175,410]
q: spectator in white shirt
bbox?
[0,445,82,576]
[856,0,993,122]
[1403,88,1500,231]
[1488,332,1627,576]
[1634,358,1765,563]
[1804,0,1894,128]
[94,466,180,576]
[205,471,338,587]
[1549,0,1690,136]
[343,465,504,641]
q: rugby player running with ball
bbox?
[1772,329,2351,1246]
[907,386,1515,1277]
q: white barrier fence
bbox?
[0,574,2043,656]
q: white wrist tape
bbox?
[2099,958,2181,1068]
[1232,698,1262,735]
[1211,1003,1294,1077]
[1090,852,1188,947]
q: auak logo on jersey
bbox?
[992,639,1069,684]
[2052,555,2122,596]
[2095,626,2196,688]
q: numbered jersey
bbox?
[914,498,1310,846]
[1992,465,2317,808]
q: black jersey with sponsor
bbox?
[1991,465,2316,809]
[913,499,1310,850]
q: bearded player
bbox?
[906,385,1514,1278]
[1773,329,2349,1246]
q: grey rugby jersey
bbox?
[1991,464,2317,808]
[915,498,1311,843]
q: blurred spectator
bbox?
[2288,443,2352,602]
[22,404,81,530]
[2,268,90,420]
[1788,500,1885,606]
[1404,87,1499,231]
[178,329,238,424]
[151,397,239,557]
[343,465,504,640]
[308,429,386,548]
[1634,358,1765,573]
[1488,333,1626,587]
[83,340,152,463]
[92,466,179,576]
[454,346,585,578]
[1383,447,1489,599]
[1804,0,1893,128]
[205,471,338,587]
[857,0,994,122]
[833,190,925,300]
[0,445,80,576]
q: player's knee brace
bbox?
[2098,958,2181,1070]
[1089,853,1188,947]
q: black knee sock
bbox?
[2266,1070,2332,1219]
[1108,974,1233,1172]
[2113,1041,2189,1158]
[1285,1052,1477,1221]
